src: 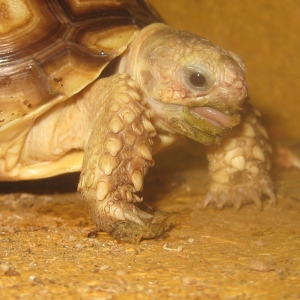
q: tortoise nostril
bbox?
[234,80,244,89]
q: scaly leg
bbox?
[205,104,275,210]
[78,74,172,243]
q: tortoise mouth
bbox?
[183,107,226,144]
[189,106,237,128]
[145,96,241,145]
[182,106,241,144]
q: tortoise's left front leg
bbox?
[205,105,276,210]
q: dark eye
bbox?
[183,65,214,91]
[190,72,206,88]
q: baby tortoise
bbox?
[0,0,275,243]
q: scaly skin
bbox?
[205,104,275,210]
[78,74,160,237]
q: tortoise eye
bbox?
[183,65,214,91]
[189,72,206,88]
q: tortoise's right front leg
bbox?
[78,74,171,243]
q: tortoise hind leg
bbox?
[78,74,172,243]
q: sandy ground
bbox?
[1,1,299,299]
[0,142,299,300]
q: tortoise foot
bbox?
[111,211,175,244]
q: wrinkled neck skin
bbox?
[118,25,183,134]
[119,23,247,145]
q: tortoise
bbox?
[0,0,275,243]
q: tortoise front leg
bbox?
[205,105,276,210]
[78,74,171,243]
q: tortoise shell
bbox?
[0,0,160,131]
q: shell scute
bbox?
[0,62,59,126]
[0,0,158,130]
[40,44,111,97]
[59,0,129,22]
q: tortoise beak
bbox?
[189,106,240,129]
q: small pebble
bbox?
[66,235,77,242]
[4,269,20,276]
[249,259,276,272]
[176,253,190,259]
[75,243,84,249]
[87,230,98,238]
[29,275,44,285]
[254,240,265,247]
[0,263,10,272]
[116,270,127,276]
[182,276,195,285]
[20,193,34,199]
[100,265,111,270]
[163,243,183,252]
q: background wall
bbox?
[148,0,300,140]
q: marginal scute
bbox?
[0,62,59,126]
[42,45,109,97]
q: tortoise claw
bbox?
[123,209,145,227]
[138,210,153,219]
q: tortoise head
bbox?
[123,23,247,145]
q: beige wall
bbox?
[148,0,300,140]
